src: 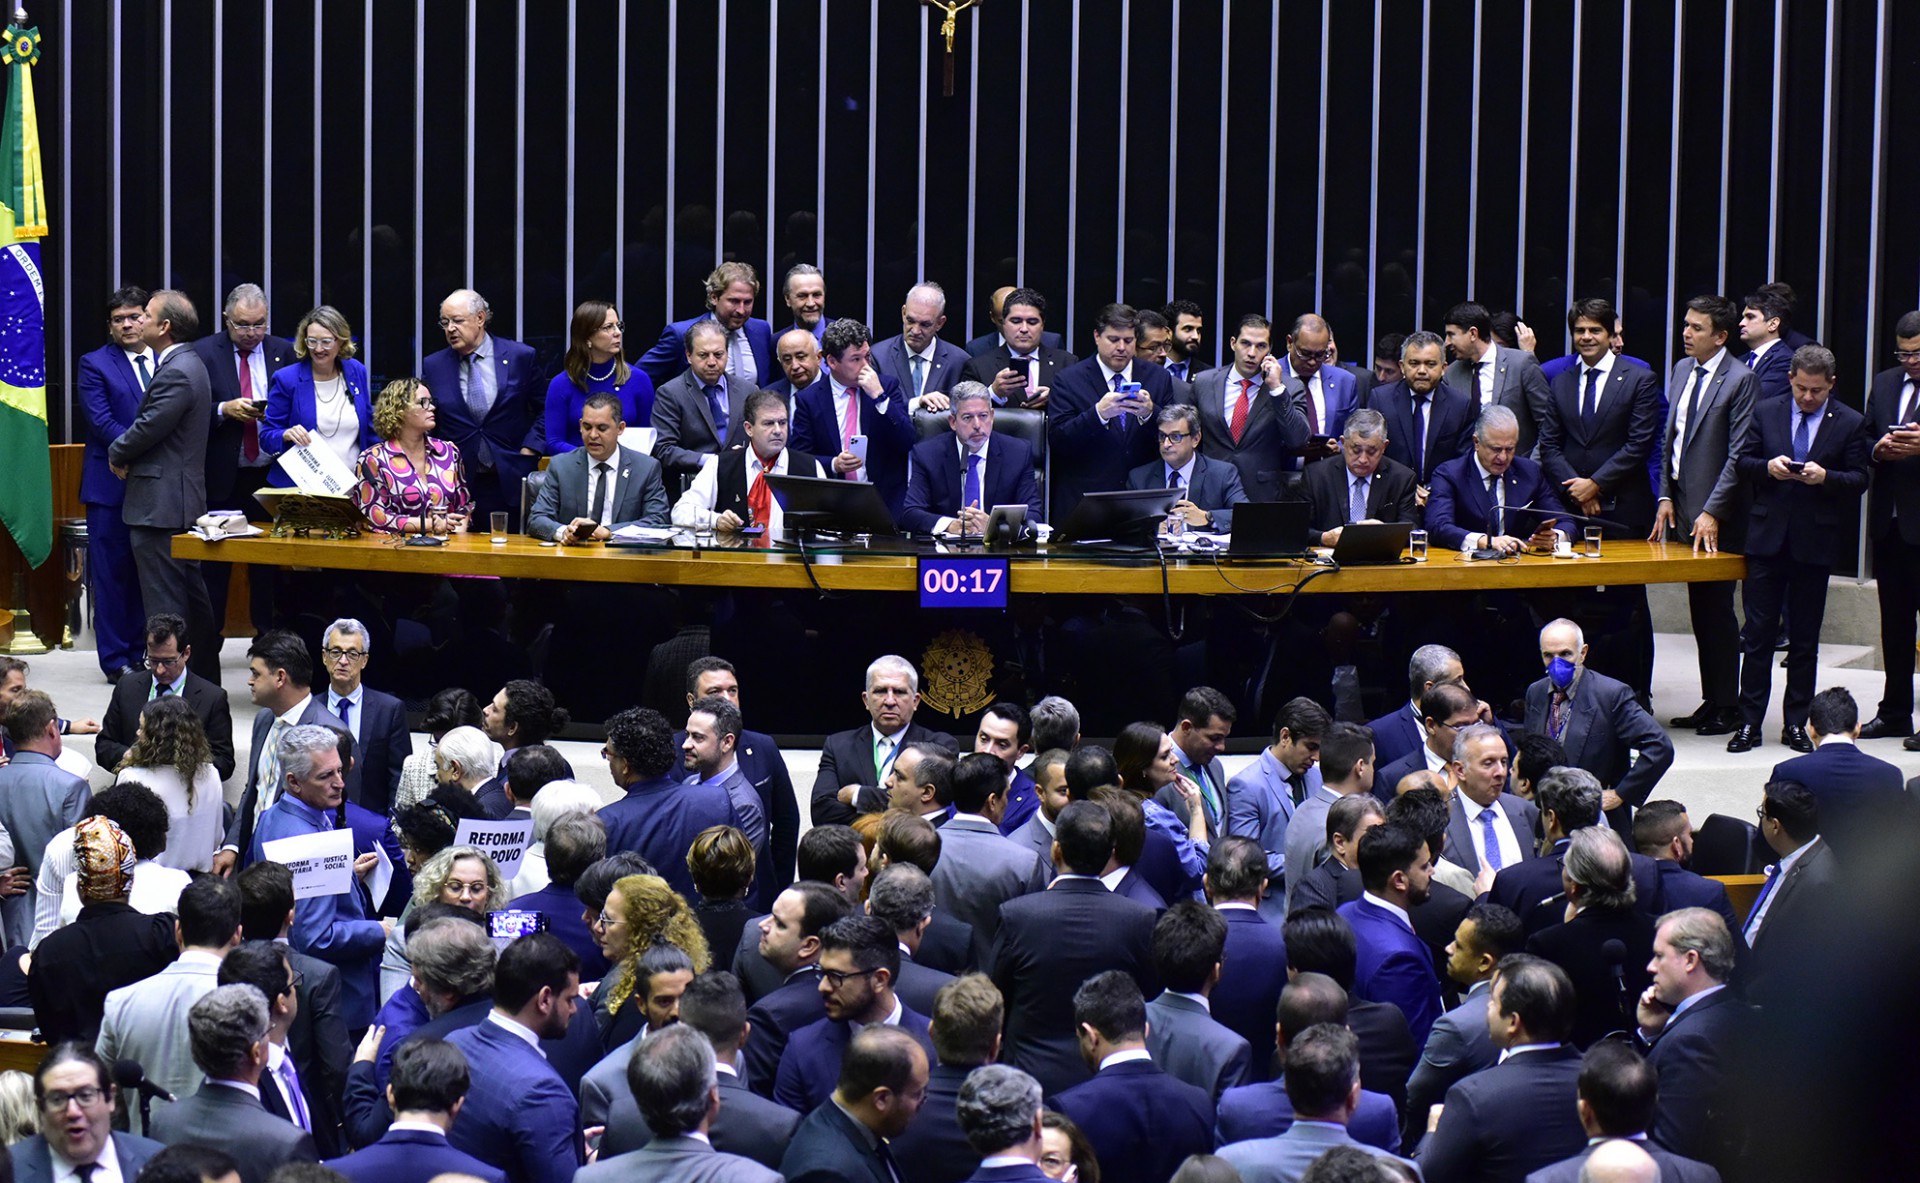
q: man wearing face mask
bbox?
[1522,618,1672,840]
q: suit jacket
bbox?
[327,1126,507,1183]
[887,1061,982,1183]
[528,443,670,538]
[894,951,957,1017]
[10,1131,165,1183]
[1215,1080,1402,1156]
[1448,344,1553,453]
[774,1006,934,1114]
[1224,750,1295,909]
[741,968,827,1096]
[96,954,224,1134]
[1417,1045,1586,1183]
[998,765,1041,836]
[638,315,777,388]
[1052,1059,1215,1183]
[580,1133,781,1183]
[1744,340,1794,402]
[1217,1119,1418,1183]
[194,330,300,503]
[1291,859,1362,913]
[110,344,213,528]
[599,774,741,904]
[1527,904,1656,1047]
[77,342,153,508]
[1768,742,1905,850]
[149,1082,318,1183]
[327,684,410,815]
[1737,392,1870,565]
[809,722,956,824]
[1046,358,1178,518]
[226,697,347,862]
[872,333,974,401]
[919,907,979,975]
[1282,784,1341,915]
[1280,357,1363,459]
[990,879,1159,1095]
[788,372,920,514]
[651,371,759,476]
[957,341,1078,401]
[901,433,1043,533]
[1523,668,1672,810]
[1145,991,1252,1101]
[1425,453,1565,550]
[1404,979,1498,1144]
[259,358,379,485]
[671,727,798,897]
[1339,896,1442,1049]
[1349,997,1417,1119]
[1524,1142,1723,1183]
[1367,380,1476,488]
[286,947,351,1148]
[1744,836,1837,1000]
[1366,702,1426,772]
[1866,363,1920,543]
[929,816,1049,947]
[779,1098,896,1183]
[1190,365,1312,502]
[1652,860,1739,934]
[1641,986,1751,1168]
[1538,359,1662,534]
[1304,454,1420,536]
[1658,354,1757,546]
[423,335,546,500]
[1009,810,1056,871]
[1213,906,1289,1081]
[256,796,386,1030]
[1127,451,1249,531]
[1444,793,1542,877]
[445,1018,581,1183]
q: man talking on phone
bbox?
[1047,303,1177,520]
[792,318,917,515]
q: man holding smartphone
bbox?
[1862,312,1920,745]
[791,318,917,515]
[959,287,1077,410]
[1046,303,1177,520]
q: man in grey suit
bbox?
[872,282,970,412]
[0,691,86,946]
[652,320,763,489]
[1010,748,1070,872]
[927,754,1049,946]
[1217,1025,1421,1183]
[1652,295,1759,737]
[1444,301,1553,457]
[578,1025,782,1183]
[528,393,670,542]
[1192,317,1313,501]
[865,865,957,1015]
[215,630,346,877]
[148,985,320,1183]
[1145,902,1252,1102]
[10,1045,165,1183]
[107,288,220,676]
[97,876,246,1134]
[1155,686,1236,840]
[1444,724,1542,877]
[1405,903,1524,1146]
[1280,719,1368,917]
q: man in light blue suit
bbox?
[1279,718,1367,919]
[0,691,84,946]
[1338,823,1443,1050]
[1217,1025,1421,1183]
[10,1044,165,1183]
[901,382,1043,535]
[527,394,670,541]
[1225,698,1327,918]
[637,262,778,388]
[1276,314,1363,474]
[874,283,973,411]
[76,286,154,680]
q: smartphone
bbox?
[487,910,549,940]
[849,434,869,466]
[1786,461,1806,473]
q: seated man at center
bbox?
[899,380,1042,536]
[1125,403,1248,533]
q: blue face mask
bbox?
[1548,657,1578,690]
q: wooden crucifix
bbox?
[922,0,982,96]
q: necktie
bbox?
[257,719,290,816]
[1745,864,1785,943]
[1231,379,1252,445]
[1184,763,1219,818]
[963,452,982,512]
[1479,808,1505,871]
[1170,360,1186,381]
[1350,476,1368,524]
[1286,773,1306,808]
[1410,394,1429,477]
[728,330,748,379]
[1303,374,1320,434]
[589,461,611,524]
[876,1137,903,1183]
[1580,366,1600,432]
[1549,689,1567,739]
[154,682,171,698]
[238,347,260,461]
[705,383,727,434]
[874,735,897,780]
[1469,361,1487,405]
[1487,473,1504,536]
[464,354,494,468]
[134,353,152,390]
[1792,411,1811,463]
[1679,362,1708,449]
[1902,380,1920,426]
[72,1165,96,1183]
[1745,350,1759,367]
[333,696,353,732]
[910,355,927,399]
[1167,469,1183,490]
[747,458,773,526]
[278,1055,312,1131]
[842,386,860,447]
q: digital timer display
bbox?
[918,556,1010,609]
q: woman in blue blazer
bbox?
[261,304,377,486]
[543,299,656,452]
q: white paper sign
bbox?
[454,817,535,881]
[367,844,394,911]
[261,829,356,900]
[276,443,358,496]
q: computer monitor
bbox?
[765,473,901,538]
[1054,487,1180,545]
[1228,500,1313,556]
[1329,521,1415,565]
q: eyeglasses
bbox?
[1156,431,1193,445]
[443,881,490,900]
[1755,806,1770,824]
[41,1087,105,1110]
[305,336,337,349]
[321,647,367,662]
[1896,350,1920,362]
[820,967,879,989]
[438,316,474,329]
[143,651,186,671]
[228,318,269,333]
[1293,347,1335,361]
[411,397,434,408]
[288,970,305,990]
[598,321,625,332]
[592,911,616,930]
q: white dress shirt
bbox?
[1670,348,1726,481]
[672,447,821,535]
[1461,795,1526,871]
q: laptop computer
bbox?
[1227,500,1314,556]
[1329,521,1415,565]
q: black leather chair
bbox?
[519,468,550,531]
[910,407,1049,520]
[1690,813,1770,876]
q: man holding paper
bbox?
[254,723,393,1033]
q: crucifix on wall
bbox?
[922,0,982,96]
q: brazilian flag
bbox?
[0,19,46,567]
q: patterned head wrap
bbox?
[73,816,137,902]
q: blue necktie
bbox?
[1349,477,1368,524]
[1745,864,1784,942]
[1479,808,1505,871]
[1580,366,1600,432]
[910,355,926,399]
[1410,394,1428,478]
[1792,411,1811,463]
[134,354,152,390]
[705,383,727,434]
[464,354,494,467]
[963,452,981,511]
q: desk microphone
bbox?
[114,1059,174,1103]
[1602,938,1630,1014]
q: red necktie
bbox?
[747,458,773,525]
[1231,379,1252,445]
[238,348,259,461]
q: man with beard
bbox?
[1337,822,1442,1049]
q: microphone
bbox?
[1602,938,1630,1016]
[113,1060,175,1104]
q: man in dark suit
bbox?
[1217,1025,1420,1181]
[1445,301,1554,457]
[1417,954,1586,1183]
[764,326,820,406]
[579,1026,783,1183]
[1145,902,1252,1101]
[1367,332,1476,509]
[774,916,934,1114]
[1337,823,1443,1050]
[107,288,221,679]
[874,282,973,410]
[777,263,829,342]
[740,882,854,1095]
[678,658,800,896]
[1052,971,1213,1183]
[1405,903,1523,1144]
[651,320,761,489]
[1282,909,1418,1119]
[1861,311,1920,743]
[1189,315,1312,502]
[1767,687,1906,850]
[888,974,999,1183]
[216,630,347,876]
[962,284,1070,373]
[1374,682,1482,813]
[598,706,738,905]
[1305,408,1419,546]
[1738,288,1796,402]
[637,262,778,389]
[444,934,583,1183]
[529,394,671,539]
[1742,780,1836,1002]
[423,288,544,530]
[1524,618,1672,837]
[214,940,343,1156]
[1444,723,1542,879]
[791,318,919,515]
[1729,345,1871,753]
[1525,829,1656,1047]
[1289,796,1381,914]
[1205,838,1291,1082]
[1655,295,1759,738]
[9,1045,165,1183]
[1276,313,1363,473]
[237,862,353,1129]
[1046,303,1177,519]
[77,285,157,680]
[989,802,1159,1096]
[1159,299,1208,381]
[1634,906,1752,1173]
[1426,404,1567,555]
[901,381,1043,534]
[1367,644,1468,771]
[1523,1043,1724,1183]
[317,617,411,815]
[657,971,800,1170]
[1486,767,1663,936]
[1629,802,1738,933]
[326,1038,506,1183]
[810,655,956,824]
[148,985,319,1183]
[1126,403,1250,533]
[669,387,826,538]
[778,1026,928,1183]
[94,612,236,780]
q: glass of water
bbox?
[1408,529,1428,561]
[1584,525,1603,558]
[490,512,509,544]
